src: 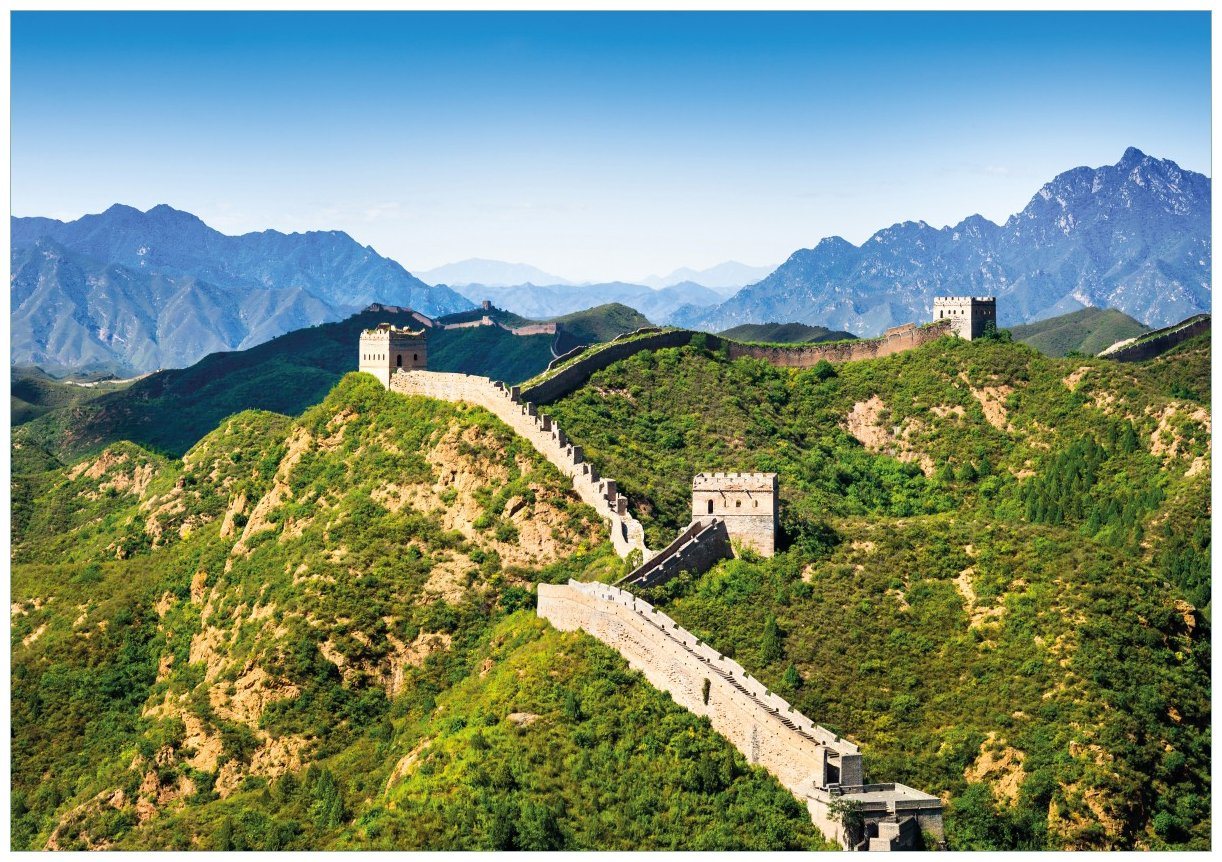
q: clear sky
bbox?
[11,11,1212,283]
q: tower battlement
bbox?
[359,322,427,388]
[933,296,997,341]
[692,472,777,556]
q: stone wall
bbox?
[616,519,732,588]
[1098,314,1211,363]
[538,580,864,845]
[724,319,954,367]
[520,321,956,404]
[520,330,701,403]
[538,580,944,850]
[389,370,651,560]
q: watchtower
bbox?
[358,323,427,389]
[933,296,997,341]
[692,472,778,557]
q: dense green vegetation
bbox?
[719,321,858,344]
[550,303,653,353]
[1008,307,1149,357]
[12,329,1211,851]
[11,374,829,851]
[12,303,647,462]
[544,334,1210,848]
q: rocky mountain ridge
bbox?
[11,205,473,375]
[676,148,1210,335]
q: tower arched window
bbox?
[397,354,403,367]
[707,499,714,515]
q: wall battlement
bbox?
[537,580,944,849]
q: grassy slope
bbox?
[719,322,859,344]
[1010,308,1149,357]
[11,374,829,851]
[543,335,1210,849]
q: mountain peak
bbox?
[1119,146,1148,167]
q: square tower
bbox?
[358,323,427,388]
[932,296,997,341]
[692,472,778,557]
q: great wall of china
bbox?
[537,580,945,850]
[375,315,964,849]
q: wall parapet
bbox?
[616,518,732,588]
[1097,313,1210,362]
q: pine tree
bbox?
[761,614,783,664]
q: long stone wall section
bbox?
[1097,313,1211,362]
[389,369,651,559]
[520,320,956,404]
[616,518,732,588]
[538,580,945,850]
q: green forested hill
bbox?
[11,332,1211,851]
[10,375,828,851]
[544,333,1210,849]
[1010,307,1150,357]
[12,304,647,462]
[550,303,653,353]
[719,321,858,344]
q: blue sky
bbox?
[11,11,1211,282]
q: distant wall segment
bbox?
[519,321,956,404]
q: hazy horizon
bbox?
[12,11,1211,283]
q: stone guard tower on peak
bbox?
[933,296,997,341]
[359,322,427,388]
[692,472,778,557]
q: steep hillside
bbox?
[541,335,1210,849]
[678,149,1209,335]
[11,205,473,375]
[11,375,827,851]
[719,322,858,344]
[1010,308,1150,357]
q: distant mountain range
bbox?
[417,258,576,287]
[638,261,776,292]
[455,280,723,324]
[420,258,772,293]
[11,204,473,375]
[675,148,1210,335]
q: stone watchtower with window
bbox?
[358,322,427,389]
[692,472,778,557]
[933,296,997,341]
